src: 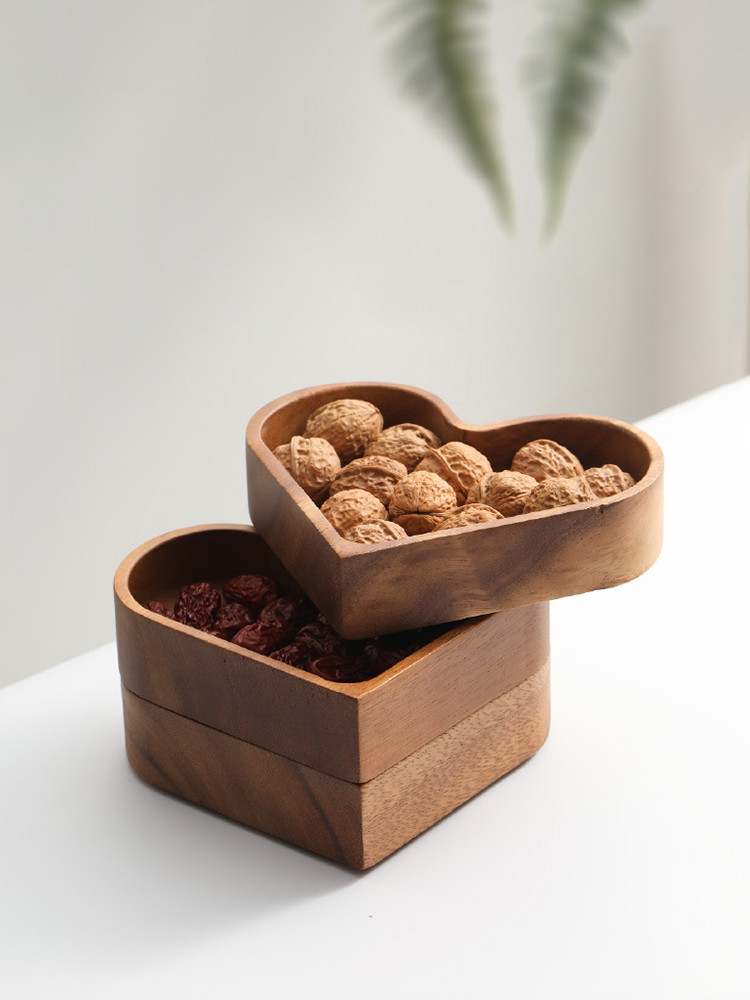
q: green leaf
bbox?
[377,0,514,227]
[524,0,648,237]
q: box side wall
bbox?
[357,603,550,781]
[337,467,662,638]
[122,685,365,869]
[360,658,551,869]
[115,595,362,781]
[121,658,551,872]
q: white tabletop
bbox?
[2,378,749,1000]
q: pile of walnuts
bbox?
[147,575,446,682]
[273,398,635,545]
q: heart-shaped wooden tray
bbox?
[246,383,663,639]
[114,530,551,867]
[114,524,550,786]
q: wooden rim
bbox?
[113,522,486,693]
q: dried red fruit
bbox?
[211,602,254,639]
[307,654,363,682]
[142,570,450,685]
[146,600,176,621]
[295,618,347,658]
[223,574,281,613]
[361,639,408,674]
[174,582,221,630]
[259,595,317,629]
[232,619,295,655]
[269,641,316,669]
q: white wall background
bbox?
[1,0,748,687]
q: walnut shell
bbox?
[466,470,537,517]
[389,471,457,536]
[415,442,492,505]
[434,503,504,532]
[329,455,408,507]
[273,435,341,503]
[320,488,388,535]
[390,511,449,535]
[523,476,596,513]
[341,520,409,544]
[511,439,584,482]
[304,399,384,463]
[364,423,442,472]
[584,464,635,498]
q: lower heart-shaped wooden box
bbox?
[115,525,550,869]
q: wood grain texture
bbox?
[115,525,550,783]
[122,683,363,868]
[246,383,664,639]
[121,658,550,870]
[361,657,551,868]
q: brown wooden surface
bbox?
[115,525,550,783]
[361,656,550,868]
[246,383,664,638]
[122,658,550,870]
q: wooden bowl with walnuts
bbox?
[246,383,663,639]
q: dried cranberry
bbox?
[361,639,408,674]
[349,661,384,682]
[259,595,317,629]
[232,619,295,655]
[146,600,176,621]
[295,618,347,658]
[269,641,316,670]
[174,582,221,630]
[307,654,364,682]
[213,602,254,639]
[223,574,281,613]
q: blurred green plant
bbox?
[378,0,648,236]
[382,0,515,227]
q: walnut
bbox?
[584,464,635,498]
[389,471,457,536]
[273,435,341,503]
[364,423,442,472]
[341,520,409,544]
[415,442,492,505]
[329,455,408,507]
[511,439,584,482]
[523,476,596,513]
[466,470,537,517]
[434,503,504,532]
[304,399,384,463]
[320,488,388,535]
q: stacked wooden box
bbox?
[115,384,663,868]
